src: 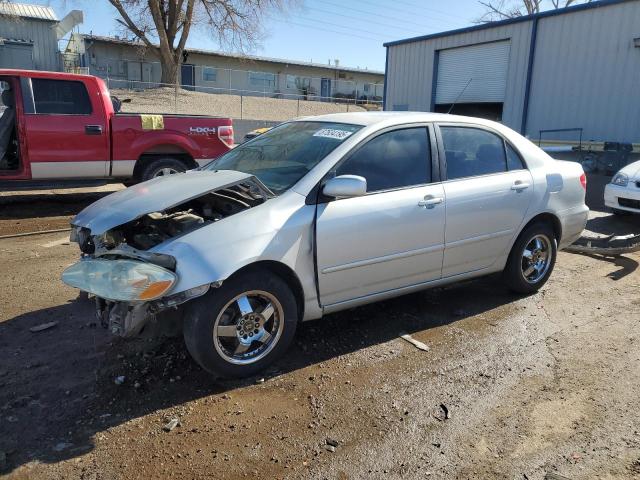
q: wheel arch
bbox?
[132,146,198,180]
[226,260,305,322]
[521,212,562,243]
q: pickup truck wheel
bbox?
[140,157,189,182]
[183,270,298,379]
[503,222,557,294]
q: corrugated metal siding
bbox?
[386,21,533,130]
[0,3,57,21]
[0,16,59,70]
[526,1,640,142]
[436,41,511,104]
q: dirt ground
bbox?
[0,176,639,479]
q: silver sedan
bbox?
[63,112,589,378]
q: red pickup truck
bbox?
[0,69,233,185]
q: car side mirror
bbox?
[322,175,367,199]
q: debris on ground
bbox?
[433,404,451,421]
[566,233,640,257]
[163,418,181,432]
[326,438,339,448]
[324,445,336,453]
[399,332,430,351]
[114,376,126,385]
[29,321,58,333]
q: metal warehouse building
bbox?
[383,0,640,145]
[0,3,82,72]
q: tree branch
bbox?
[108,0,155,49]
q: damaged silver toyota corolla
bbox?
[63,113,589,378]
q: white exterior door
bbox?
[436,41,511,105]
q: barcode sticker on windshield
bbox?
[313,128,354,140]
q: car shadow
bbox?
[1,275,520,473]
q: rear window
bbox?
[31,79,92,115]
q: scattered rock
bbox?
[163,418,181,432]
[134,381,141,389]
[399,332,430,352]
[440,404,451,420]
[324,445,336,453]
[114,376,126,385]
[326,438,339,448]
[29,321,59,333]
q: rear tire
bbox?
[139,157,190,182]
[183,269,298,378]
[503,222,557,294]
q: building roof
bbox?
[81,34,385,77]
[384,0,636,47]
[0,2,58,22]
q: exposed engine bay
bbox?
[77,180,268,255]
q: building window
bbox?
[363,83,370,93]
[248,72,276,88]
[202,66,217,82]
[286,75,311,90]
[31,79,92,115]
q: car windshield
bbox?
[205,121,362,194]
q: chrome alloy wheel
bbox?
[521,234,553,284]
[213,290,284,365]
[153,167,180,177]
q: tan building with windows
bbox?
[65,34,384,102]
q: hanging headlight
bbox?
[62,259,176,302]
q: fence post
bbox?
[240,95,243,120]
[297,98,300,117]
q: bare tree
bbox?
[108,0,293,85]
[477,0,592,22]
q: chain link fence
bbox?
[105,78,382,123]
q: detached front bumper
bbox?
[604,183,640,213]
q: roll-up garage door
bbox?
[435,41,511,104]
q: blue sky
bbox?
[35,0,488,71]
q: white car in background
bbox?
[62,112,589,378]
[604,160,640,214]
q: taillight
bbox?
[218,125,234,147]
[579,173,587,190]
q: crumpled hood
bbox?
[72,170,253,234]
[618,160,640,180]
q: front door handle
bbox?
[418,196,444,208]
[85,125,103,135]
[511,181,530,191]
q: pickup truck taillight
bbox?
[218,126,234,148]
[580,173,587,190]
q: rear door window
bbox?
[440,126,508,180]
[336,127,431,192]
[31,79,92,115]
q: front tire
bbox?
[183,270,298,378]
[503,222,557,294]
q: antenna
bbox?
[447,78,473,114]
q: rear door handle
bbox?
[418,196,444,208]
[85,125,103,135]
[511,181,530,191]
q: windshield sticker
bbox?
[313,128,354,140]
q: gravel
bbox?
[113,87,373,121]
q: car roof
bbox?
[295,111,500,127]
